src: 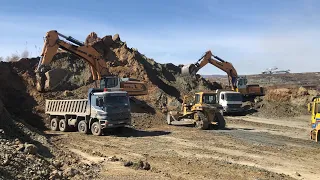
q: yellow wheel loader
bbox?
[308,96,320,142]
[167,92,226,130]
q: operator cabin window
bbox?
[221,94,225,100]
[195,94,200,104]
[203,95,216,104]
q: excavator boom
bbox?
[36,30,147,96]
[180,50,264,97]
[181,50,238,90]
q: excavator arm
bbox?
[36,30,109,81]
[181,50,238,90]
[35,30,147,96]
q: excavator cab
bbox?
[100,76,121,89]
[99,76,148,96]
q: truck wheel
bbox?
[195,112,209,130]
[58,119,68,132]
[213,113,226,130]
[91,122,102,136]
[167,113,173,125]
[50,118,58,131]
[78,120,88,134]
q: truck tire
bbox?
[50,118,58,131]
[58,119,68,132]
[195,112,209,130]
[91,122,102,136]
[78,120,88,134]
[213,113,226,129]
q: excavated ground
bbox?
[1,34,320,179]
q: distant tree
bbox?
[5,53,20,62]
[21,50,29,58]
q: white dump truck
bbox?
[45,88,131,136]
[215,89,243,115]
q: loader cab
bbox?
[193,92,217,105]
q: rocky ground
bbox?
[1,33,320,179]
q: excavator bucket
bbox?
[181,64,198,76]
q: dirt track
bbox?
[45,115,320,180]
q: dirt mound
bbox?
[255,87,319,118]
[0,33,222,130]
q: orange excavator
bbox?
[35,30,147,96]
[180,50,264,98]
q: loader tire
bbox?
[195,112,209,130]
[213,113,226,130]
[50,118,58,131]
[78,120,88,134]
[58,119,68,132]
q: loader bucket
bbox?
[181,64,198,76]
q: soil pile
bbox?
[0,33,222,129]
[0,97,104,180]
[255,87,319,118]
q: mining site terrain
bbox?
[1,34,319,180]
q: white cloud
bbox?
[0,11,319,75]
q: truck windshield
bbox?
[202,94,216,104]
[226,94,242,101]
[104,95,129,105]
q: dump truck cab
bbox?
[308,96,320,142]
[89,89,131,130]
[215,90,243,115]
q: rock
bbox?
[63,90,73,97]
[3,155,10,166]
[44,68,69,90]
[53,160,62,168]
[102,35,114,47]
[63,167,79,177]
[295,172,301,176]
[137,160,144,169]
[112,34,120,42]
[49,170,62,180]
[143,162,151,170]
[297,87,308,96]
[24,143,38,155]
[107,156,119,162]
[124,161,133,167]
[16,144,25,151]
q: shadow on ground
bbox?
[105,127,171,137]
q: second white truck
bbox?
[215,89,244,115]
[45,88,131,136]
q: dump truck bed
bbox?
[45,99,90,116]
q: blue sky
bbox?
[0,0,319,75]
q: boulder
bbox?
[24,143,38,155]
[102,35,114,47]
[44,68,69,90]
[112,34,120,42]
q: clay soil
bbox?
[45,114,320,180]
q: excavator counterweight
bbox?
[35,30,148,96]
